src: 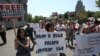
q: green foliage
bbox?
[27,13,32,23]
[94,11,100,18]
[96,0,100,9]
[76,11,86,18]
[27,13,47,23]
[85,11,100,19]
[32,16,44,23]
[26,11,100,23]
[86,11,94,17]
[59,14,63,19]
[63,12,68,19]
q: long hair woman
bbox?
[14,28,31,56]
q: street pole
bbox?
[12,19,17,37]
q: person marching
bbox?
[0,12,6,46]
[14,28,31,56]
[25,24,36,51]
[0,21,6,46]
[45,22,66,56]
[66,21,74,48]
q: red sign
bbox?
[0,4,23,19]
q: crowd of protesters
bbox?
[0,16,100,56]
[37,17,100,48]
[15,17,100,56]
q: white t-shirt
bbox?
[55,24,66,31]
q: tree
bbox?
[86,11,94,17]
[27,13,33,23]
[94,11,100,18]
[59,14,63,19]
[63,12,68,19]
[96,0,100,9]
[76,11,86,19]
[32,16,44,23]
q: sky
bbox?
[27,0,100,17]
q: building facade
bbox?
[75,0,85,13]
[75,0,85,18]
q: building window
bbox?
[4,19,10,22]
[8,19,10,21]
[18,0,22,3]
[4,19,6,21]
[18,18,22,21]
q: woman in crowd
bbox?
[39,20,46,32]
[45,22,66,56]
[45,22,56,32]
[14,28,31,56]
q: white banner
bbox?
[35,32,66,56]
[75,33,100,56]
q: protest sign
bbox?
[75,33,100,56]
[35,32,66,56]
[0,4,23,18]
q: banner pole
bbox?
[12,19,17,38]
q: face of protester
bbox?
[49,25,54,32]
[62,21,66,25]
[20,30,25,38]
[45,23,55,32]
[40,20,46,29]
[42,20,46,25]
[83,28,90,34]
